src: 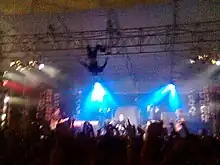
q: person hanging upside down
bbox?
[80,45,108,76]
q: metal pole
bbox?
[170,0,178,83]
[0,30,2,59]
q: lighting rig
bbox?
[189,53,220,66]
[0,92,10,128]
[9,60,45,72]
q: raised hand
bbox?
[126,119,136,138]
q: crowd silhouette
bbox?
[1,118,220,165]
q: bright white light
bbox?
[1,121,5,127]
[91,82,106,102]
[59,118,70,124]
[155,107,159,113]
[4,96,10,104]
[20,67,25,72]
[2,105,7,112]
[162,84,176,96]
[9,61,15,67]
[167,84,176,91]
[98,108,102,112]
[107,108,110,112]
[38,64,45,70]
[73,121,99,127]
[1,114,6,121]
[3,71,8,77]
[147,105,151,111]
[29,61,33,65]
[2,80,8,87]
[119,114,124,122]
[16,65,22,71]
[216,61,220,66]
[167,84,176,97]
[189,59,195,64]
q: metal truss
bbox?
[1,20,220,57]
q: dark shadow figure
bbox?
[80,45,108,76]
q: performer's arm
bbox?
[90,45,100,59]
[87,45,95,59]
[87,45,92,54]
[80,61,88,68]
[100,57,108,70]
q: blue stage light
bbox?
[91,82,106,102]
[81,82,115,121]
[144,83,181,112]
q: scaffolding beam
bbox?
[1,21,220,57]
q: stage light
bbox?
[9,61,15,67]
[3,71,8,77]
[4,96,10,104]
[167,84,175,91]
[84,82,115,120]
[32,61,37,66]
[1,114,6,121]
[38,64,45,70]
[119,114,124,122]
[216,60,220,66]
[16,60,21,64]
[155,106,159,113]
[29,61,34,65]
[20,67,26,72]
[16,65,22,71]
[198,55,203,60]
[189,59,196,64]
[211,59,216,65]
[78,90,82,94]
[2,105,7,113]
[147,105,151,111]
[98,108,102,112]
[203,54,208,58]
[1,122,5,127]
[161,84,175,95]
[2,80,8,87]
[91,82,106,102]
[167,84,180,110]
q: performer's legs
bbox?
[87,44,106,59]
[96,44,106,52]
[87,45,94,59]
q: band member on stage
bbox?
[154,106,161,121]
[175,109,185,132]
[148,105,160,121]
[80,45,108,76]
[50,108,61,130]
[176,109,185,122]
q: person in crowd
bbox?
[1,114,218,165]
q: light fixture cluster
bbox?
[75,89,82,115]
[147,105,160,120]
[9,60,45,71]
[200,105,211,123]
[199,87,212,123]
[1,94,10,128]
[188,87,213,123]
[188,91,197,116]
[189,54,220,66]
[37,89,57,122]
